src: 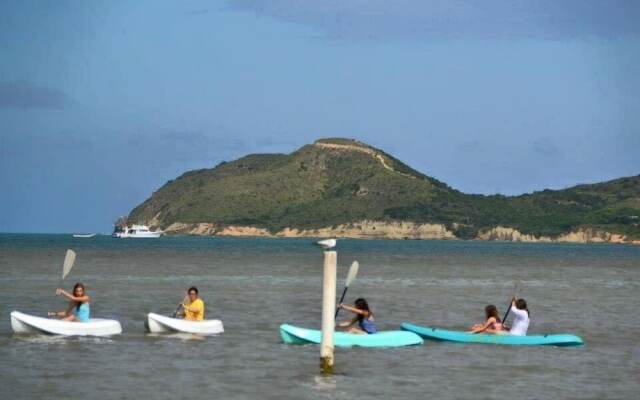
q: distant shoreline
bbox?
[1,231,639,246]
[156,221,640,246]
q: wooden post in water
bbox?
[320,249,337,374]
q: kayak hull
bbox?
[146,313,224,335]
[10,311,122,336]
[280,324,423,348]
[401,322,583,346]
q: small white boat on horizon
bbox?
[73,233,96,238]
[113,224,162,238]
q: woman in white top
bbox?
[507,298,530,336]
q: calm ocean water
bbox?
[1,234,638,399]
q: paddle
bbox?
[501,280,521,324]
[335,261,359,319]
[49,249,76,318]
[61,249,76,280]
[172,294,188,318]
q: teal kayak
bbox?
[401,323,583,346]
[280,324,423,348]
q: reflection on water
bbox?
[312,374,338,391]
[146,332,208,341]
[11,334,116,345]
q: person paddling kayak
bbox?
[337,298,377,334]
[504,298,530,336]
[177,286,205,321]
[470,305,504,334]
[47,282,90,322]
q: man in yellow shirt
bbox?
[179,286,205,321]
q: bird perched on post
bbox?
[317,238,337,250]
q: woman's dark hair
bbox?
[73,282,86,310]
[354,298,371,320]
[188,286,198,295]
[515,298,530,317]
[485,305,501,322]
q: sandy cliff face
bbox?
[276,220,456,240]
[161,221,638,244]
[162,220,456,240]
[163,222,271,237]
[477,226,640,245]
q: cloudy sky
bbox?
[1,0,639,233]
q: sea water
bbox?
[0,234,638,399]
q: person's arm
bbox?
[337,304,369,317]
[57,289,90,303]
[470,317,495,334]
[48,308,70,318]
[337,316,359,327]
[48,301,74,317]
[510,305,528,318]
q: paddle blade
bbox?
[345,261,359,287]
[513,279,523,297]
[62,249,76,280]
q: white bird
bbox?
[317,238,337,249]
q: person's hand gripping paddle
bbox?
[173,294,188,318]
[335,261,359,320]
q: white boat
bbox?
[10,311,122,336]
[146,313,224,335]
[73,233,96,238]
[113,224,162,238]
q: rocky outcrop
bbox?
[162,222,270,237]
[276,220,456,240]
[477,226,640,245]
[476,226,551,243]
[161,221,638,244]
[162,220,456,240]
[314,141,415,179]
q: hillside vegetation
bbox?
[129,138,640,240]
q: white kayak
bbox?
[146,313,224,335]
[10,311,122,336]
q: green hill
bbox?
[129,138,640,242]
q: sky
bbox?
[1,0,639,233]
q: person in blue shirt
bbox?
[48,282,91,322]
[337,298,377,334]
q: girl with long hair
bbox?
[337,298,377,334]
[470,304,504,334]
[48,282,91,322]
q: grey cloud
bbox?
[226,0,640,40]
[254,135,299,149]
[532,137,562,158]
[1,130,93,155]
[0,81,68,110]
[126,130,249,166]
[185,9,209,16]
[458,141,481,152]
